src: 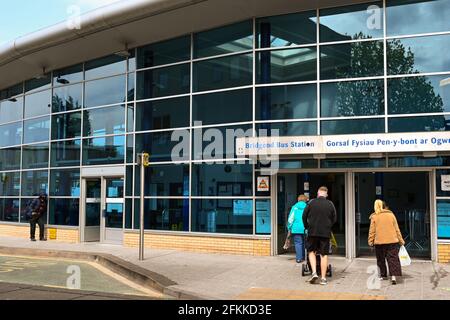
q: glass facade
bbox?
[0,0,449,244]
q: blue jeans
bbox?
[293,234,305,262]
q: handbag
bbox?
[283,230,292,250]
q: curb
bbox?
[0,246,210,300]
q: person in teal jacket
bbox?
[287,194,308,263]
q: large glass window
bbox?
[136,64,190,99]
[21,170,48,196]
[137,36,191,68]
[0,122,22,147]
[0,97,23,124]
[136,97,190,131]
[83,105,125,137]
[0,172,20,196]
[52,83,82,112]
[319,2,383,42]
[24,90,51,118]
[256,11,317,48]
[0,147,21,171]
[192,163,252,197]
[139,199,189,232]
[23,116,50,144]
[256,121,317,137]
[25,76,51,94]
[82,135,125,165]
[193,89,252,125]
[192,125,252,160]
[389,156,450,168]
[85,55,127,80]
[191,199,253,235]
[49,199,79,226]
[84,75,126,108]
[0,84,23,101]
[193,54,252,92]
[321,118,385,135]
[136,130,189,163]
[437,200,450,240]
[256,48,317,84]
[135,164,189,197]
[53,64,83,86]
[22,143,49,169]
[50,169,80,197]
[388,75,450,115]
[51,140,81,168]
[321,41,384,79]
[52,112,82,140]
[387,0,450,36]
[321,80,384,117]
[0,198,19,222]
[194,20,253,58]
[388,35,450,75]
[388,115,450,132]
[256,84,317,121]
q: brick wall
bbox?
[0,224,79,243]
[124,232,271,256]
[438,243,450,263]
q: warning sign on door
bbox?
[257,177,270,192]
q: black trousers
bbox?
[30,214,45,240]
[375,243,402,277]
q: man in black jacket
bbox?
[302,186,337,285]
[28,193,48,242]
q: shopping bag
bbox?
[283,231,292,250]
[399,245,411,267]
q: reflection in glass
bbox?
[25,75,51,94]
[0,122,22,147]
[322,158,386,168]
[136,130,189,163]
[193,89,252,125]
[137,36,191,68]
[126,135,134,163]
[136,97,189,131]
[21,170,48,196]
[321,41,384,79]
[126,166,133,197]
[192,163,252,197]
[192,125,252,160]
[0,198,19,222]
[0,97,23,124]
[191,199,253,235]
[321,80,384,117]
[53,64,83,86]
[51,140,81,167]
[388,75,449,114]
[136,64,190,99]
[388,115,450,133]
[321,118,385,135]
[0,84,23,100]
[138,199,189,232]
[50,169,80,196]
[86,180,101,198]
[387,0,450,36]
[22,143,49,169]
[52,83,82,112]
[256,121,317,137]
[82,135,125,165]
[388,35,450,75]
[24,90,51,118]
[106,179,124,198]
[319,2,383,42]
[85,54,127,80]
[125,199,132,229]
[135,164,189,197]
[52,112,82,140]
[127,104,134,132]
[257,48,317,84]
[437,200,450,240]
[0,147,21,171]
[86,203,101,227]
[0,172,20,196]
[23,116,50,144]
[194,20,253,58]
[84,75,126,108]
[127,73,135,102]
[105,203,123,228]
[193,54,252,92]
[83,105,125,137]
[49,199,79,226]
[389,156,450,168]
[256,11,316,48]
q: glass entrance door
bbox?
[83,179,101,242]
[355,172,431,258]
[277,173,346,256]
[103,178,124,244]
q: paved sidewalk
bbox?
[0,236,449,300]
